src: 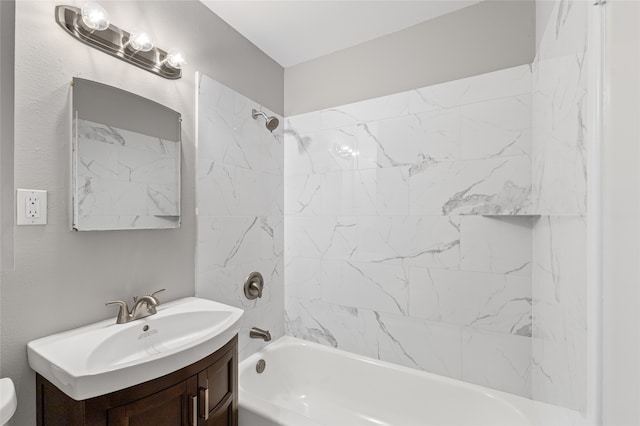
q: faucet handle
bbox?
[106,300,130,324]
[133,289,165,304]
[149,288,166,299]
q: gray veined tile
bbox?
[459,215,533,276]
[321,261,410,316]
[459,94,532,160]
[461,328,532,398]
[353,216,460,269]
[409,155,532,215]
[366,311,462,380]
[408,268,531,336]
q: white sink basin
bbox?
[27,297,243,400]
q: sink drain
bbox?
[256,359,266,374]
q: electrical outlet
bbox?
[17,189,47,225]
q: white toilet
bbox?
[0,378,17,425]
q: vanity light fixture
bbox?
[55,4,185,79]
[127,31,154,52]
[80,2,109,31]
[164,49,187,70]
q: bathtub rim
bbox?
[239,336,586,426]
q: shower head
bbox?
[252,109,279,132]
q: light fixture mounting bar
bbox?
[55,5,181,80]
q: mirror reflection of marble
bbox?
[72,78,181,230]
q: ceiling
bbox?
[201,1,479,68]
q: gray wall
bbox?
[0,0,15,274]
[284,0,535,116]
[1,1,282,425]
[603,0,640,424]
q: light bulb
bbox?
[128,31,154,52]
[165,49,186,69]
[81,2,110,31]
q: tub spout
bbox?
[250,327,271,341]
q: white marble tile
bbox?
[532,54,587,215]
[356,111,461,169]
[409,268,531,336]
[459,94,532,160]
[322,261,409,316]
[367,312,462,379]
[353,215,460,269]
[197,73,284,363]
[284,126,357,176]
[285,216,356,260]
[197,160,282,217]
[529,0,589,409]
[198,74,283,175]
[198,215,283,270]
[376,167,409,215]
[238,297,285,361]
[285,298,366,355]
[321,170,378,216]
[196,258,280,310]
[409,155,531,215]
[531,216,586,411]
[408,65,532,114]
[459,216,533,276]
[284,173,323,216]
[535,0,587,63]
[284,257,322,301]
[531,335,586,412]
[461,328,532,397]
[197,160,234,216]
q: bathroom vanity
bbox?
[36,336,237,426]
[27,297,244,426]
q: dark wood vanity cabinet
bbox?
[36,336,238,426]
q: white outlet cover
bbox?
[17,189,47,225]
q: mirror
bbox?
[71,78,181,231]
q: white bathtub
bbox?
[239,337,585,426]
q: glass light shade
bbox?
[165,49,186,69]
[128,31,154,52]
[81,2,110,31]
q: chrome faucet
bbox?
[106,289,165,324]
[249,327,271,341]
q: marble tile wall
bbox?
[196,74,284,360]
[531,0,589,413]
[195,4,589,407]
[284,65,535,397]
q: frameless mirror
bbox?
[71,78,181,230]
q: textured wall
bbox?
[196,74,284,360]
[1,2,282,425]
[284,65,535,397]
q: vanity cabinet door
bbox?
[197,340,237,426]
[107,378,197,426]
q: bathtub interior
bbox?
[239,337,539,426]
